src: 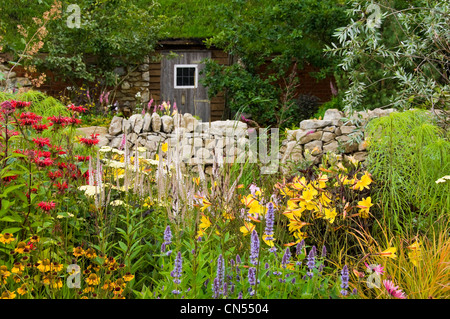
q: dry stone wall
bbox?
[106,108,398,174]
[280,108,397,170]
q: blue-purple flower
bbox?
[250,230,260,265]
[340,265,349,296]
[281,248,291,268]
[170,251,183,294]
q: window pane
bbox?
[175,67,196,87]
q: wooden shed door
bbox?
[160,50,211,121]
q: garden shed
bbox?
[114,38,231,122]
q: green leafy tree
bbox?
[1,0,164,86]
[201,0,349,128]
[327,0,449,113]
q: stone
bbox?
[183,113,197,132]
[323,126,336,133]
[358,140,367,151]
[151,113,161,132]
[134,81,149,87]
[286,130,296,141]
[195,148,212,161]
[110,135,124,149]
[142,113,152,132]
[108,116,123,135]
[353,151,368,162]
[122,119,131,134]
[281,141,303,164]
[128,132,138,144]
[323,109,344,121]
[335,135,359,153]
[340,125,357,135]
[299,119,332,130]
[139,64,149,71]
[13,77,32,87]
[121,81,131,90]
[173,113,186,128]
[299,131,323,145]
[304,140,323,155]
[129,114,144,134]
[180,144,193,161]
[141,90,150,103]
[322,132,336,143]
[323,141,339,153]
[161,115,174,133]
[142,71,150,81]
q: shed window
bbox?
[174,64,198,88]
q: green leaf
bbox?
[118,241,128,252]
[2,227,22,234]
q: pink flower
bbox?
[148,99,154,111]
[38,201,56,212]
[365,262,385,276]
[383,279,407,299]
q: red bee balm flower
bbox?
[80,134,100,147]
[11,100,31,109]
[19,112,42,126]
[38,201,56,212]
[32,123,52,133]
[67,104,87,113]
[32,138,52,148]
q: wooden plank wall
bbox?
[147,47,229,121]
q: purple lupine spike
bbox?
[230,283,235,295]
[248,267,256,286]
[281,248,291,268]
[250,230,259,265]
[265,202,276,253]
[230,259,235,267]
[223,282,228,296]
[311,245,317,257]
[161,242,166,253]
[212,277,220,299]
[296,240,305,256]
[164,225,172,245]
[340,265,349,296]
[236,254,241,264]
[170,251,183,294]
[238,291,243,299]
[306,247,316,278]
[217,254,225,290]
[321,245,327,258]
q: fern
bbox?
[0,90,69,116]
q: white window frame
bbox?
[174,64,198,89]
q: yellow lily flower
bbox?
[323,207,337,224]
[353,171,372,191]
[161,142,168,153]
[379,247,397,259]
[240,221,256,236]
[357,197,373,218]
[407,240,421,267]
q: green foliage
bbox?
[0,90,69,117]
[294,94,321,122]
[202,0,349,128]
[365,109,450,232]
[0,0,164,85]
[313,96,343,119]
[201,61,279,126]
[327,0,450,113]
